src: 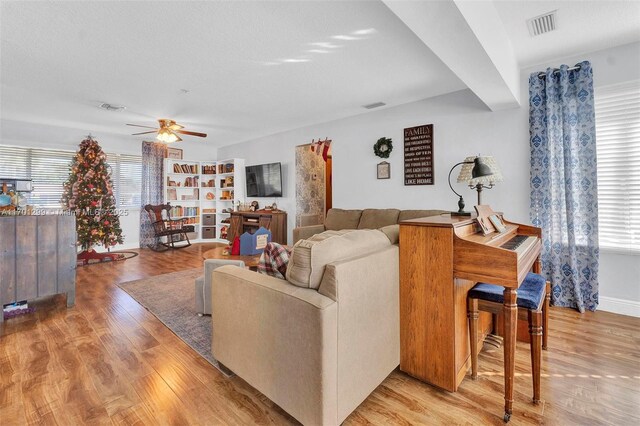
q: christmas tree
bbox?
[62,137,124,252]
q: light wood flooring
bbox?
[1,243,639,425]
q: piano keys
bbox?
[500,234,534,251]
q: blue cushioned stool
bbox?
[467,272,550,406]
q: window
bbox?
[107,153,143,209]
[595,80,640,252]
[0,145,142,210]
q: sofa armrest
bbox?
[293,224,326,243]
[211,265,338,425]
[319,245,400,423]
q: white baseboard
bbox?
[599,296,640,317]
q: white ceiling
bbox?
[0,0,464,147]
[494,0,640,67]
[1,1,639,148]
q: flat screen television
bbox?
[245,162,282,197]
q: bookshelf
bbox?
[212,159,245,241]
[164,158,245,242]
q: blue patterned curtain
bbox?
[529,61,599,313]
[140,141,166,248]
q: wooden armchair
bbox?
[144,203,192,251]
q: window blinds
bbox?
[0,145,30,179]
[107,153,143,209]
[30,148,77,208]
[0,145,142,210]
[594,80,640,252]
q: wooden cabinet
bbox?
[230,210,287,245]
[0,215,76,322]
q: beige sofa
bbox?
[293,208,446,243]
[211,228,400,425]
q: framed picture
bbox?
[166,147,183,160]
[377,161,390,179]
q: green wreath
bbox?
[373,137,393,159]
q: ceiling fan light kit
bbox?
[127,119,207,143]
[157,128,181,143]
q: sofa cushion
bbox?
[398,209,446,222]
[286,229,391,289]
[325,209,362,231]
[379,224,399,244]
[357,209,400,229]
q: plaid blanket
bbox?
[257,242,292,279]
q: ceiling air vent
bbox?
[527,10,557,37]
[363,102,386,110]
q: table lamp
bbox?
[448,156,501,216]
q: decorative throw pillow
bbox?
[257,242,292,279]
[286,229,391,289]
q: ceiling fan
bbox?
[127,119,207,143]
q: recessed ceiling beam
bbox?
[382,0,520,111]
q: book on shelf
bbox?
[169,205,200,218]
[180,188,199,200]
[176,176,199,187]
[202,179,215,188]
[217,163,234,174]
[167,188,177,201]
[172,163,199,174]
[202,165,216,175]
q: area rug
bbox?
[118,268,231,376]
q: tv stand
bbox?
[230,210,287,245]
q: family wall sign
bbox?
[404,124,434,185]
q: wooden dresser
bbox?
[230,210,287,245]
[0,214,76,322]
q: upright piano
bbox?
[398,213,541,413]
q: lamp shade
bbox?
[156,128,181,143]
[457,156,503,186]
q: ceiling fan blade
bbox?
[131,131,157,135]
[126,124,158,129]
[175,130,207,138]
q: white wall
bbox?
[0,119,218,250]
[219,41,640,316]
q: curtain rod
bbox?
[537,65,582,79]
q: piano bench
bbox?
[467,272,551,406]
